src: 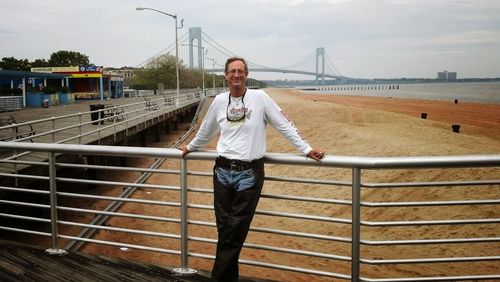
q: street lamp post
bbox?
[181,44,206,95]
[215,62,226,91]
[206,57,216,96]
[136,7,183,106]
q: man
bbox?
[180,57,325,281]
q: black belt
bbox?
[216,156,264,171]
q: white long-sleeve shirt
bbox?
[187,89,312,161]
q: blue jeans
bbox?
[215,167,256,192]
[211,161,265,282]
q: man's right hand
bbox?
[179,147,191,158]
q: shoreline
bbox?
[297,80,500,104]
[282,88,500,141]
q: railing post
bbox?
[78,113,82,144]
[97,110,101,145]
[13,149,18,188]
[113,117,117,143]
[51,117,56,143]
[173,158,197,274]
[10,125,16,141]
[45,152,67,255]
[352,167,361,282]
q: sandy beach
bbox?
[80,88,500,281]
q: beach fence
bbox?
[0,142,498,281]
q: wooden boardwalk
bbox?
[0,95,197,144]
[0,239,273,282]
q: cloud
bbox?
[1,0,499,78]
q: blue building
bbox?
[0,69,69,110]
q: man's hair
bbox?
[225,57,248,74]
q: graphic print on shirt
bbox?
[227,107,252,125]
[228,107,245,118]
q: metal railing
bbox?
[0,142,498,281]
[0,90,206,171]
[0,91,200,143]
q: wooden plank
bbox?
[0,240,208,282]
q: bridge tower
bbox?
[316,47,325,85]
[188,27,203,70]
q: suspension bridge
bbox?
[137,27,344,83]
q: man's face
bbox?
[225,60,247,89]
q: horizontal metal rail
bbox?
[360,275,500,282]
[361,255,500,264]
[361,237,500,245]
[57,206,181,224]
[362,179,500,188]
[361,199,500,207]
[187,218,352,243]
[361,218,500,226]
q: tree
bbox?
[0,57,31,71]
[31,58,50,68]
[131,54,181,89]
[48,50,90,67]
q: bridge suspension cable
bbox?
[202,30,337,77]
[135,31,189,68]
[135,28,342,79]
[201,31,236,58]
[277,51,316,70]
[202,31,272,70]
[201,31,266,69]
[325,53,342,77]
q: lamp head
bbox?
[136,7,145,11]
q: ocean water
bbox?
[302,82,500,104]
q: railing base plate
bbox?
[172,267,197,275]
[45,248,68,256]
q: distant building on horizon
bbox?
[106,67,135,80]
[437,70,457,81]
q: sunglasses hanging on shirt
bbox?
[226,93,246,122]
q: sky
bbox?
[1,0,499,80]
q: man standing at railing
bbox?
[180,57,325,282]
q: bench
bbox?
[102,105,125,122]
[0,115,35,142]
[144,98,159,111]
[164,95,175,107]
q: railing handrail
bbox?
[0,92,195,130]
[1,142,499,168]
[0,90,207,163]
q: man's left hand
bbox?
[307,149,326,161]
